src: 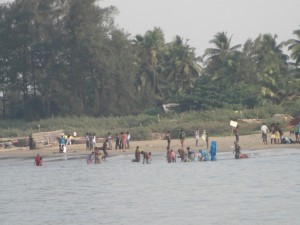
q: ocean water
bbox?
[0,148,299,225]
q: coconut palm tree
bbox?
[165,36,202,97]
[254,34,293,104]
[203,32,242,82]
[204,32,241,62]
[286,28,300,66]
[133,27,165,99]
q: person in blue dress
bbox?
[210,141,217,161]
[199,150,210,161]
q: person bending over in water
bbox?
[199,150,210,161]
[233,141,249,159]
[35,153,42,166]
[187,147,195,161]
[141,151,152,164]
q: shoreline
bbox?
[0,133,299,160]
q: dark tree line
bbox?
[0,0,300,120]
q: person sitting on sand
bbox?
[35,153,42,166]
[233,141,249,159]
[141,151,151,164]
[199,150,210,161]
[281,136,293,144]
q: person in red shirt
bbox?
[35,153,42,166]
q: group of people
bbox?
[165,129,209,149]
[170,144,217,163]
[166,128,216,162]
[87,149,104,164]
[261,122,296,145]
[115,132,131,150]
[85,133,98,151]
[132,146,152,164]
[84,131,132,153]
[41,122,300,166]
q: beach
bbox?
[0,132,298,159]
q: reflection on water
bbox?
[0,148,299,225]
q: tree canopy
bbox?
[0,0,299,120]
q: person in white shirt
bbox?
[126,132,131,149]
[261,123,269,144]
[194,129,199,146]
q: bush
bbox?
[0,105,295,140]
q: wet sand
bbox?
[0,132,298,160]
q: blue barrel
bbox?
[210,141,217,161]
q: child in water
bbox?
[87,151,94,164]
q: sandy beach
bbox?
[0,132,298,160]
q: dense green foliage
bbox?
[0,1,300,121]
[1,104,300,140]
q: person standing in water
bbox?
[133,146,141,162]
[35,153,42,166]
[87,151,94,164]
[95,149,102,164]
[141,151,152,164]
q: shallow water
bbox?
[0,148,299,225]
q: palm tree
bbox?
[133,27,165,99]
[254,34,292,104]
[165,36,202,97]
[254,34,288,72]
[204,32,241,62]
[286,28,300,66]
[203,32,242,82]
